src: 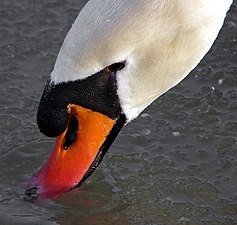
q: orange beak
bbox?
[25,104,125,200]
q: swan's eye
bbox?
[107,61,126,72]
[64,115,78,150]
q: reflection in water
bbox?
[55,183,128,225]
[0,0,237,224]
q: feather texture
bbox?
[50,0,233,120]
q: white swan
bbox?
[25,0,233,200]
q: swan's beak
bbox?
[25,104,125,200]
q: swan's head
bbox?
[25,1,165,200]
[25,0,232,200]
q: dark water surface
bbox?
[0,1,237,224]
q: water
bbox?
[0,0,236,224]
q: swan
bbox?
[25,0,233,200]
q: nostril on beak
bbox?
[24,187,38,201]
[63,115,79,150]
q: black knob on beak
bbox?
[37,80,69,137]
[37,67,123,138]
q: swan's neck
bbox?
[50,0,232,121]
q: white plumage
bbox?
[51,0,233,121]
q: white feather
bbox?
[51,0,233,121]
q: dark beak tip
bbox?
[24,187,38,201]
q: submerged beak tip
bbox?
[24,182,66,201]
[24,188,38,201]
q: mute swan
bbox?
[25,0,233,200]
